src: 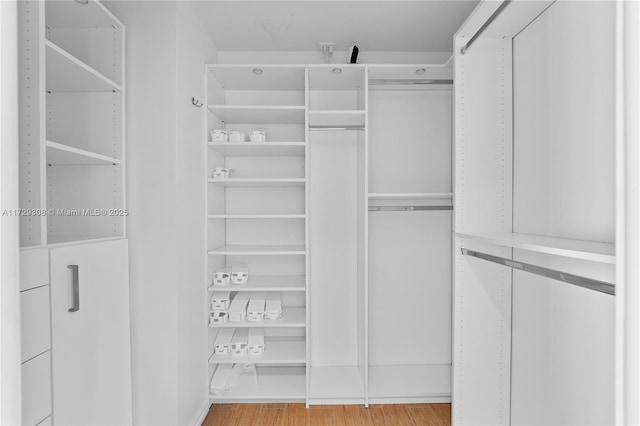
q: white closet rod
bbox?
[368,79,453,85]
[308,125,365,131]
[368,206,452,212]
[460,0,512,54]
[461,248,615,296]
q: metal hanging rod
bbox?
[368,79,453,86]
[460,0,512,55]
[368,205,453,212]
[461,248,615,296]
[309,125,365,131]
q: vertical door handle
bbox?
[68,265,79,312]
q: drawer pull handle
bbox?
[68,265,79,312]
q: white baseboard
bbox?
[192,402,210,426]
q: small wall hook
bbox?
[192,97,203,107]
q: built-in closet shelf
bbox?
[206,65,306,91]
[209,337,305,364]
[368,192,453,200]
[45,141,121,166]
[207,178,305,187]
[207,142,306,157]
[45,40,122,93]
[47,235,125,248]
[308,110,366,127]
[308,366,364,399]
[208,244,306,256]
[456,232,615,264]
[368,365,451,398]
[45,0,123,29]
[208,276,306,292]
[207,105,305,124]
[209,366,306,401]
[208,214,305,220]
[209,307,306,328]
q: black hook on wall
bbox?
[192,97,203,107]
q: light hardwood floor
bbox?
[203,403,451,426]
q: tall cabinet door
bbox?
[50,239,132,425]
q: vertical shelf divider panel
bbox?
[206,64,308,403]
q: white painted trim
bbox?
[192,402,209,426]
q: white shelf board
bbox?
[368,364,451,397]
[207,105,305,124]
[207,178,305,187]
[45,0,123,29]
[308,110,366,127]
[209,337,305,364]
[456,232,616,264]
[208,276,306,292]
[209,366,305,401]
[208,244,306,256]
[46,140,120,165]
[207,65,305,91]
[308,65,366,90]
[208,214,305,219]
[209,307,305,328]
[45,40,121,93]
[208,142,306,157]
[368,192,453,200]
[368,64,453,81]
[309,366,364,398]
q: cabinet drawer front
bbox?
[20,248,49,291]
[20,286,51,363]
[22,352,52,426]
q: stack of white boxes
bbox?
[210,268,231,288]
[231,264,249,285]
[247,329,265,356]
[213,328,265,357]
[265,293,282,320]
[213,328,235,355]
[228,293,250,322]
[209,291,231,326]
[247,293,266,322]
[230,328,248,357]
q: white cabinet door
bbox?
[50,239,132,426]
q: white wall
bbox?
[102,2,216,424]
[0,1,23,424]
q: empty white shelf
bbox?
[309,366,364,399]
[45,40,122,93]
[46,141,120,166]
[208,214,305,220]
[209,336,305,364]
[209,307,305,328]
[207,105,305,124]
[45,0,122,29]
[207,178,305,187]
[308,65,366,90]
[208,142,306,157]
[368,364,451,398]
[368,192,453,200]
[308,110,366,127]
[208,276,306,292]
[208,245,306,256]
[209,366,305,401]
[456,232,615,264]
[207,65,305,91]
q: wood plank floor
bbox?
[203,403,451,426]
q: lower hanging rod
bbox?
[309,125,365,131]
[461,248,615,296]
[368,205,453,212]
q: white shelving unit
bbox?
[206,64,308,404]
[46,141,121,166]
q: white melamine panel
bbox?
[225,90,304,107]
[46,92,122,159]
[50,239,132,425]
[309,90,359,111]
[369,211,452,365]
[208,142,305,157]
[309,366,364,400]
[208,178,305,187]
[209,366,305,401]
[309,132,359,367]
[208,65,305,91]
[208,105,305,125]
[308,66,365,90]
[511,251,614,426]
[20,286,50,363]
[46,141,120,166]
[21,352,51,426]
[20,248,49,292]
[369,90,451,194]
[368,64,453,82]
[208,276,305,292]
[368,365,451,398]
[45,0,122,30]
[513,1,615,243]
[226,218,304,246]
[208,244,306,256]
[223,187,305,215]
[308,110,366,127]
[221,255,305,277]
[224,156,305,179]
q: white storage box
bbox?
[209,310,228,326]
[211,291,231,310]
[228,131,246,142]
[231,264,249,285]
[230,328,248,357]
[212,167,229,179]
[210,129,228,142]
[247,293,266,322]
[214,328,235,355]
[248,328,265,356]
[210,364,233,395]
[212,269,231,287]
[249,131,266,142]
[265,293,282,320]
[228,293,250,322]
